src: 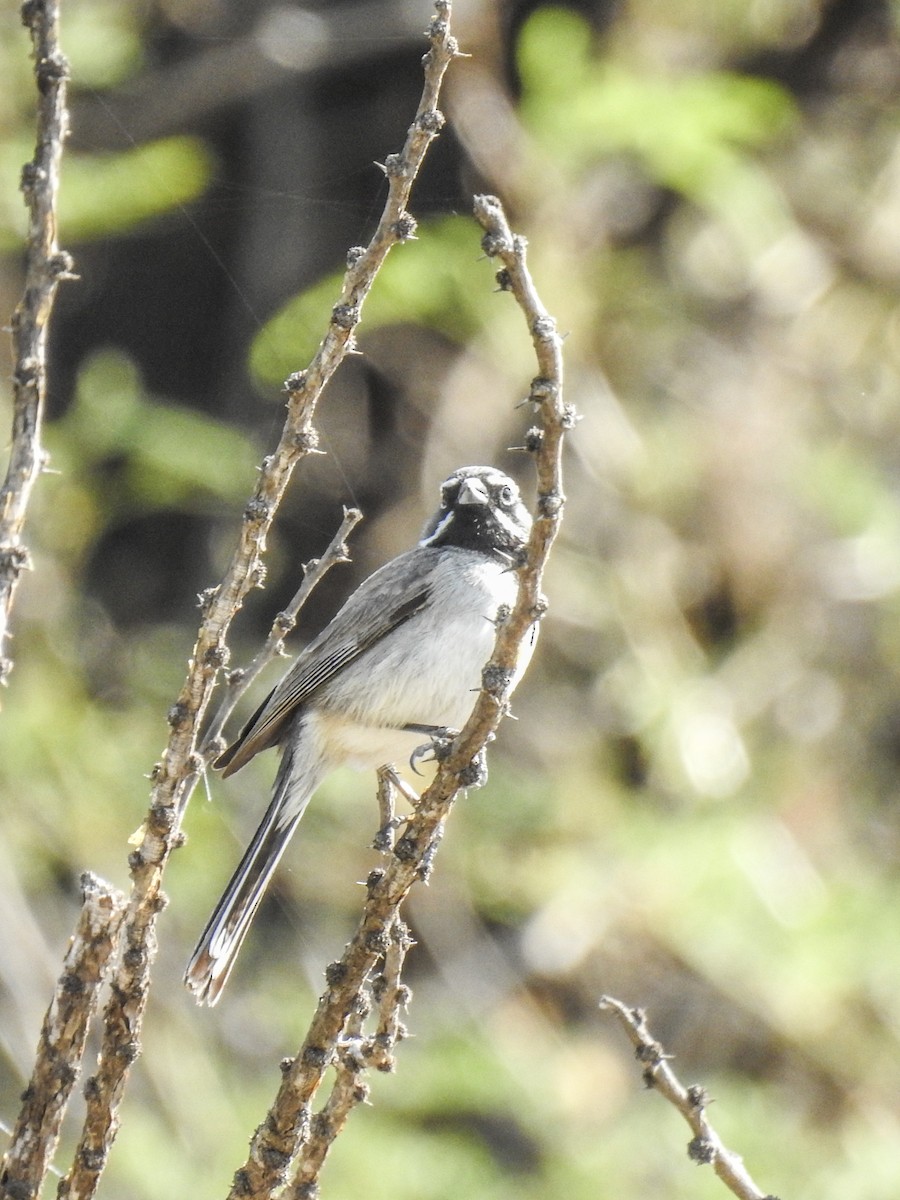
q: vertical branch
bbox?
[284,918,412,1199]
[52,8,460,1199]
[0,875,126,1200]
[54,906,161,1200]
[0,0,74,687]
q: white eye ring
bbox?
[499,484,516,506]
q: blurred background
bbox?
[2,0,900,1196]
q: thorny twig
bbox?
[0,875,126,1200]
[600,995,781,1200]
[225,192,569,1199]
[284,918,413,1199]
[0,0,74,688]
[202,506,364,757]
[53,6,459,1199]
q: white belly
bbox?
[311,550,536,770]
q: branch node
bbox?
[203,641,229,669]
[532,314,556,341]
[537,490,565,518]
[364,929,390,955]
[393,836,418,863]
[284,369,308,395]
[260,1146,292,1172]
[416,828,443,882]
[383,153,405,178]
[324,961,348,987]
[49,250,76,280]
[243,497,271,524]
[231,1168,253,1197]
[292,426,320,452]
[166,701,190,730]
[302,1046,330,1070]
[36,50,70,91]
[480,230,511,258]
[529,376,557,403]
[197,586,219,613]
[391,211,418,241]
[481,663,513,697]
[331,303,359,331]
[416,108,445,134]
[530,595,549,621]
[687,1135,717,1165]
[19,159,44,194]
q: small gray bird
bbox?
[185,466,537,1005]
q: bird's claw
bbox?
[409,727,457,775]
[409,729,490,790]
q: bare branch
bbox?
[0,0,74,687]
[202,506,364,757]
[226,192,568,1200]
[366,916,412,1074]
[285,918,413,1199]
[599,995,781,1200]
[0,875,125,1200]
[53,7,459,1198]
[54,906,158,1200]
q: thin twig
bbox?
[0,875,126,1200]
[226,193,568,1200]
[285,918,412,1199]
[367,917,412,1074]
[55,8,459,1199]
[202,506,363,757]
[0,0,74,688]
[287,1001,369,1200]
[599,995,781,1200]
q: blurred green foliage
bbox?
[57,137,215,243]
[62,0,143,88]
[250,215,494,389]
[0,132,213,253]
[2,1,900,1199]
[518,7,796,245]
[48,350,254,519]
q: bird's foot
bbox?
[409,727,492,790]
[409,726,458,775]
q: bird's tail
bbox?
[184,743,319,1006]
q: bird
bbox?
[184,465,537,1005]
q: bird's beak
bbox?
[457,478,490,506]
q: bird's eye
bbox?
[499,484,515,506]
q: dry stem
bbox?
[600,995,781,1200]
[0,0,74,687]
[0,875,126,1200]
[284,917,413,1199]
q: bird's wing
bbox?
[215,547,438,777]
